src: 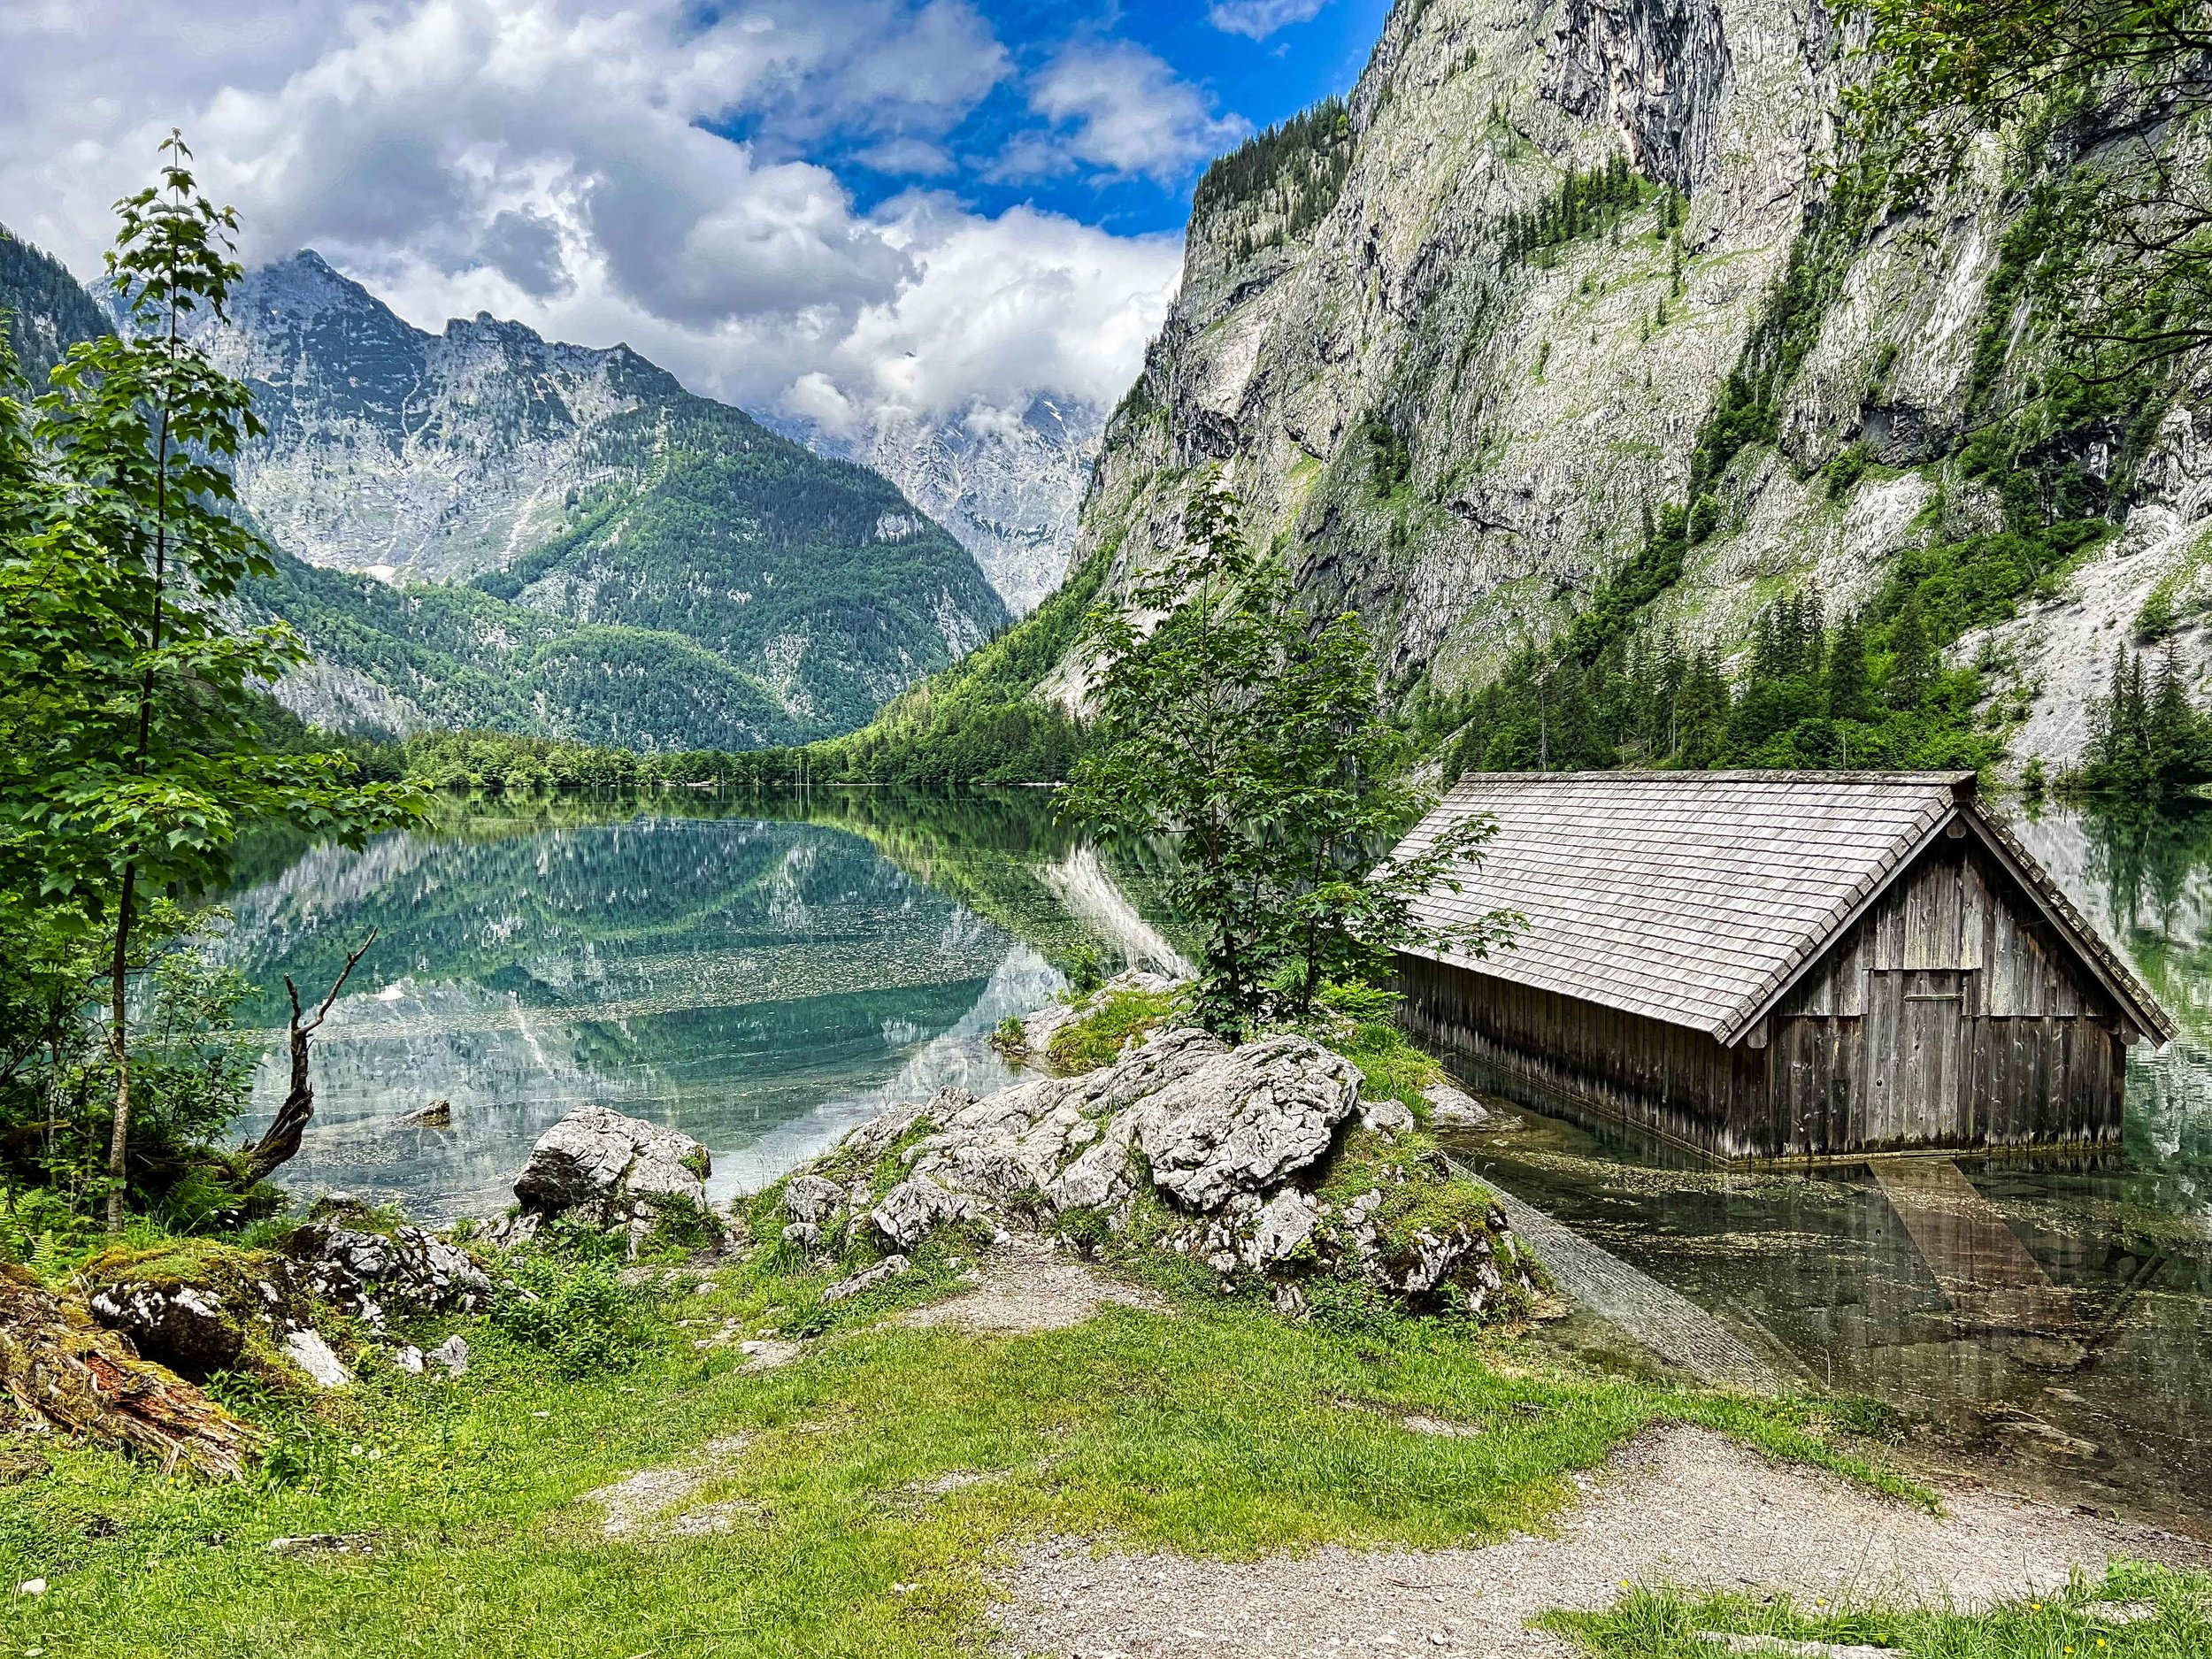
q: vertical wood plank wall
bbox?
[1397,837,2129,1160]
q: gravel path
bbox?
[585,1434,756,1540]
[992,1424,2209,1658]
[901,1238,1163,1334]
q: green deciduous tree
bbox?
[0,134,417,1229]
[1066,472,1519,1032]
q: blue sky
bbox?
[782,0,1394,233]
[0,0,1394,430]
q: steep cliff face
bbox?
[1062,0,2212,767]
[195,254,654,585]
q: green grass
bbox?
[0,1234,1922,1658]
[1043,984,1185,1071]
[1547,1563,2212,1658]
[1331,1013,1449,1116]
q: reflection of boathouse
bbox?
[1391,772,2175,1162]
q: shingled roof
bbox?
[1392,771,2174,1048]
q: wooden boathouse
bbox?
[1390,772,2174,1162]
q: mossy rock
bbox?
[82,1242,318,1383]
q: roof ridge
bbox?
[1712,796,1954,1043]
[1970,805,2178,1044]
[1454,770,1978,787]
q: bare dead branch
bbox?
[241,930,376,1185]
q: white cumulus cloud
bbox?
[1026,42,1250,183]
[1207,0,1336,40]
[0,0,1182,431]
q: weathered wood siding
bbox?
[1397,833,2129,1161]
[1394,954,1773,1158]
[1770,835,2124,1155]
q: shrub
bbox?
[488,1232,664,1377]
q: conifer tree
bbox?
[1827,612,1870,723]
[1886,591,1933,710]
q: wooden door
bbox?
[1863,968,1971,1148]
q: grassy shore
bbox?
[0,1202,1925,1659]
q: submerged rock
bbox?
[513,1106,715,1254]
[1420,1081,1492,1130]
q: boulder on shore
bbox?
[284,1206,493,1329]
[513,1105,716,1255]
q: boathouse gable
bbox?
[1391,772,2172,1161]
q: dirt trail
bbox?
[901,1238,1164,1335]
[993,1424,2208,1658]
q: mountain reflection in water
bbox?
[220,790,1185,1223]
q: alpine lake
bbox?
[220,788,2212,1534]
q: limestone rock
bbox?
[268,1532,377,1556]
[782,1174,846,1228]
[871,1176,973,1250]
[783,1025,1536,1325]
[823,1254,911,1303]
[1010,971,1184,1067]
[1421,1082,1492,1130]
[512,1106,712,1246]
[1242,1189,1321,1269]
[286,1217,491,1324]
[1387,1224,1479,1295]
[1360,1098,1416,1139]
[282,1329,351,1390]
[429,1333,470,1378]
[839,1086,972,1166]
[1126,1033,1360,1210]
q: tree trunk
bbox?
[104,862,138,1235]
[241,1018,316,1186]
[0,1268,255,1480]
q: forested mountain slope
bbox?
[0,234,1008,749]
[1032,0,2212,777]
[0,226,109,385]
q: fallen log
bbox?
[0,1266,257,1479]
